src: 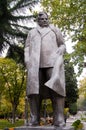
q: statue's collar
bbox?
[36,25,51,37]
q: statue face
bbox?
[37,12,49,27]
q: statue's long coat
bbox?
[24,24,66,97]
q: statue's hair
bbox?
[37,11,48,19]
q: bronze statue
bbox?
[24,12,66,127]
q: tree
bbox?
[0,98,12,119]
[41,0,86,75]
[64,54,78,108]
[0,0,39,63]
[77,77,86,110]
[79,77,86,98]
[0,73,5,105]
[0,58,26,123]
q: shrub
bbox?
[72,119,84,130]
[69,103,77,115]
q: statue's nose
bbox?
[43,18,47,22]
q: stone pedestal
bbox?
[14,125,74,130]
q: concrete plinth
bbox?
[14,125,74,130]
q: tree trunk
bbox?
[12,104,16,124]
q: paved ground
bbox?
[66,117,86,130]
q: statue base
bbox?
[14,125,74,130]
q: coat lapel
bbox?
[36,25,51,38]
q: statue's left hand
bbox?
[57,45,66,55]
[57,48,63,55]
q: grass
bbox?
[0,119,24,130]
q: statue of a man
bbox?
[24,12,66,127]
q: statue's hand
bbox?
[57,44,66,55]
[57,48,63,55]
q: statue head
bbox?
[37,12,49,27]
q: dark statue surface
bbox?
[24,11,66,128]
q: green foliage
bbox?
[71,41,85,76]
[0,58,26,122]
[41,99,52,116]
[0,98,12,118]
[77,77,86,110]
[0,119,24,129]
[41,0,86,39]
[69,103,77,115]
[79,77,86,97]
[0,75,5,100]
[81,99,86,111]
[64,54,78,107]
[0,58,26,98]
[72,119,84,130]
[78,96,86,111]
[41,0,86,75]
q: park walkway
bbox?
[66,115,86,130]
